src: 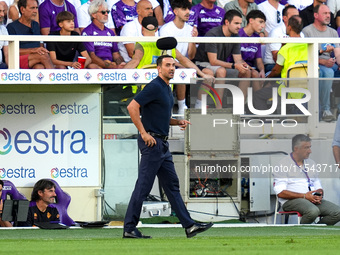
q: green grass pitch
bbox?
[1,226,340,255]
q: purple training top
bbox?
[190,3,225,36]
[111,0,137,33]
[82,22,119,62]
[39,0,79,32]
[255,0,287,4]
[238,28,261,67]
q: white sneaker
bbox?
[178,104,188,115]
[322,110,335,122]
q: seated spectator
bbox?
[119,0,154,63]
[111,0,137,35]
[39,0,80,35]
[237,10,266,91]
[258,0,284,35]
[254,15,307,111]
[162,0,195,25]
[159,0,197,114]
[263,4,300,74]
[77,0,115,34]
[273,134,340,225]
[194,10,251,108]
[300,0,336,29]
[192,0,225,37]
[47,11,98,69]
[124,17,214,84]
[0,180,12,227]
[82,0,125,69]
[23,179,60,227]
[302,4,340,122]
[7,0,25,25]
[224,0,258,28]
[0,2,8,69]
[7,0,54,69]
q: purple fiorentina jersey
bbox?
[238,28,261,67]
[111,0,137,31]
[164,7,195,26]
[191,4,225,36]
[39,0,79,32]
[82,23,119,61]
[255,0,287,4]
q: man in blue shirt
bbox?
[123,55,213,239]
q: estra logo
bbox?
[0,128,12,155]
[0,125,88,155]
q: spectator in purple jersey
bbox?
[238,10,266,91]
[82,0,125,69]
[191,0,225,36]
[39,0,80,35]
[111,0,137,35]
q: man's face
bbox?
[21,0,38,21]
[39,187,56,205]
[315,5,331,25]
[158,57,176,80]
[137,1,153,19]
[227,16,242,35]
[283,8,299,24]
[0,4,5,25]
[295,141,312,160]
[174,7,190,22]
[94,5,110,24]
[250,18,265,33]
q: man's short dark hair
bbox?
[31,179,55,202]
[56,11,75,26]
[224,10,242,23]
[288,15,303,34]
[246,10,266,24]
[171,0,192,11]
[157,55,174,67]
[292,134,311,151]
[0,180,3,188]
[18,0,39,15]
[282,4,297,17]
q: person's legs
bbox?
[176,84,187,115]
[282,198,320,224]
[238,69,251,100]
[28,53,54,69]
[214,67,227,109]
[123,137,162,232]
[252,82,280,111]
[319,64,335,121]
[316,199,340,225]
[157,145,195,229]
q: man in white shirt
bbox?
[159,0,197,114]
[258,0,284,34]
[273,134,340,225]
[263,4,300,73]
[119,0,155,62]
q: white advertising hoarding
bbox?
[0,93,100,187]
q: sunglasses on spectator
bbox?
[99,10,110,14]
[277,10,281,23]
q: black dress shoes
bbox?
[123,228,151,239]
[185,222,213,238]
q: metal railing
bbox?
[0,34,339,138]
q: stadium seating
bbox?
[0,180,27,201]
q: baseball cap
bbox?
[141,16,158,31]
